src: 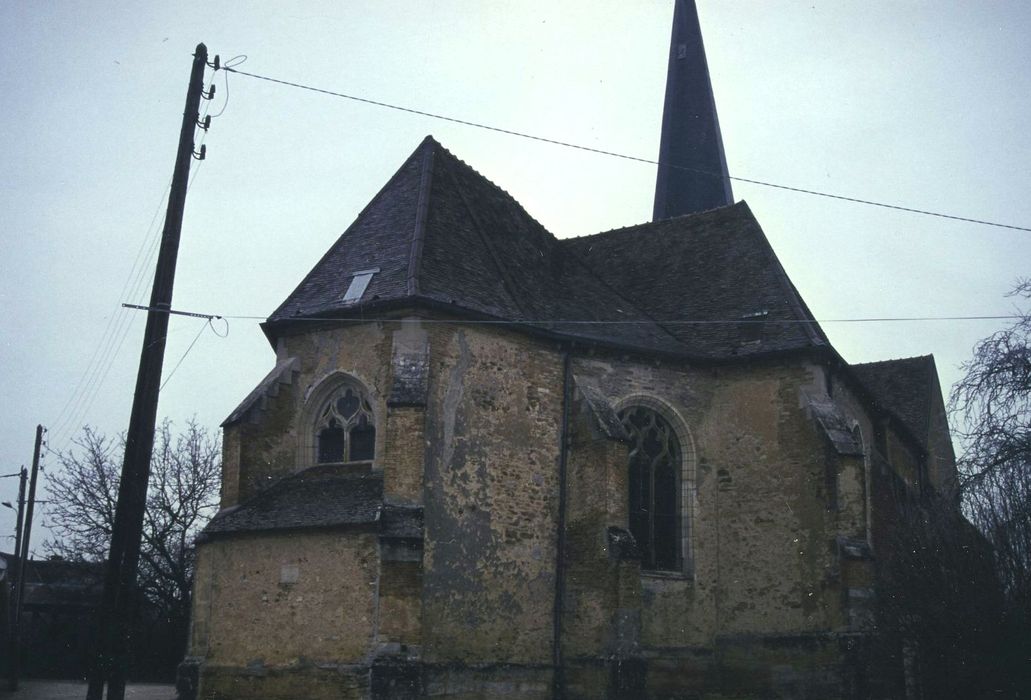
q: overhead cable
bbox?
[49,181,172,446]
[159,321,208,391]
[223,66,1030,234]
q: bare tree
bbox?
[950,281,1031,613]
[950,279,1031,484]
[949,279,1031,695]
[45,420,220,663]
[44,426,123,561]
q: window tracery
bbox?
[314,383,375,463]
[619,405,682,572]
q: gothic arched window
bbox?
[620,405,682,571]
[314,383,375,463]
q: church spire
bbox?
[653,0,733,220]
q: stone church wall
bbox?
[419,323,563,672]
[572,355,856,697]
[222,322,395,506]
[189,530,380,699]
[562,385,637,660]
[195,317,938,698]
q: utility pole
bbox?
[86,43,210,700]
[6,465,27,691]
[11,428,43,691]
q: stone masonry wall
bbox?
[226,323,394,504]
[201,315,943,698]
[190,531,379,669]
[573,355,848,650]
[563,390,635,661]
[383,406,426,504]
[420,324,563,666]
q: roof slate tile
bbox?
[267,137,826,359]
[203,469,383,536]
[851,355,936,450]
[562,204,828,357]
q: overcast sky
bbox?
[2,1,1029,553]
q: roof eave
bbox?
[262,295,837,369]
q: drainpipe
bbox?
[552,348,572,699]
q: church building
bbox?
[181,2,958,698]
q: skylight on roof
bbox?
[738,310,769,344]
[341,268,379,304]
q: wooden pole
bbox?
[11,429,43,690]
[6,465,27,690]
[86,43,208,700]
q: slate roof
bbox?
[563,204,828,357]
[203,468,385,536]
[851,355,936,450]
[0,554,103,609]
[805,393,864,456]
[222,357,298,427]
[267,136,827,360]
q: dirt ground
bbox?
[0,680,176,700]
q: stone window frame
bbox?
[615,394,697,577]
[848,419,874,548]
[299,371,380,467]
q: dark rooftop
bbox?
[851,355,937,450]
[0,554,104,609]
[266,136,827,360]
[564,204,829,358]
[203,468,385,536]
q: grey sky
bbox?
[2,1,1029,550]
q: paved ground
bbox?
[0,681,176,700]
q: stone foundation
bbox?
[184,633,873,700]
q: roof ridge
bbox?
[445,158,529,319]
[425,140,682,350]
[560,241,688,349]
[406,140,436,296]
[853,354,934,368]
[563,201,748,244]
[746,214,827,347]
[848,354,939,453]
[268,138,436,321]
[431,140,556,242]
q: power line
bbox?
[49,185,169,434]
[209,54,246,119]
[159,321,209,391]
[156,316,229,392]
[223,66,1031,234]
[49,185,171,447]
[50,63,222,450]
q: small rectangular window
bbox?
[738,310,769,343]
[342,268,380,304]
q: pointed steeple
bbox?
[653,0,733,220]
